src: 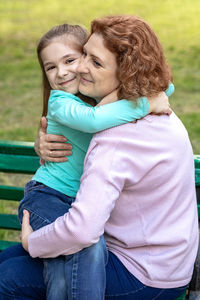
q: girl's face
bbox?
[77,33,119,102]
[41,39,82,94]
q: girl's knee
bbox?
[82,236,108,263]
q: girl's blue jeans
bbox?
[18,180,107,299]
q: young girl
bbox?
[18,23,174,299]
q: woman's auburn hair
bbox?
[91,15,172,100]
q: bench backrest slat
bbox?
[0,140,39,174]
[0,154,40,174]
[0,141,40,249]
[0,214,21,230]
[0,186,24,201]
[0,241,20,252]
[0,141,38,156]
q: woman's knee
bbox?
[0,259,20,296]
[0,244,27,264]
[0,255,45,298]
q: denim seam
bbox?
[43,259,49,285]
[71,252,79,299]
[21,208,52,224]
[14,284,45,288]
[152,289,165,300]
[106,285,146,297]
[0,292,14,299]
[4,285,45,299]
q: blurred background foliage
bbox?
[0,0,199,150]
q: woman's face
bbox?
[41,39,82,94]
[77,33,119,102]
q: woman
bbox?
[0,15,198,300]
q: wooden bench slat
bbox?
[0,154,40,173]
[0,141,37,156]
[0,214,21,230]
[0,141,39,251]
[176,293,186,300]
[0,185,24,201]
[0,240,20,252]
[194,155,200,187]
[0,140,39,173]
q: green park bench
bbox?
[0,140,40,250]
[0,140,199,300]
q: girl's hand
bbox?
[21,210,33,252]
[34,117,72,162]
[148,92,172,115]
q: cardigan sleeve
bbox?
[28,134,125,258]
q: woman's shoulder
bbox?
[92,123,136,144]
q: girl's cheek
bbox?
[72,64,80,72]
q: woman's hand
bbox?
[21,210,33,252]
[148,92,172,115]
[34,117,72,162]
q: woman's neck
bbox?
[96,90,119,107]
[76,92,96,107]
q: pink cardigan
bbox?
[28,112,198,288]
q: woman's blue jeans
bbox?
[0,244,187,299]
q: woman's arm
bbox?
[25,133,125,258]
[34,116,72,162]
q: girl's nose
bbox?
[77,55,89,73]
[57,66,68,78]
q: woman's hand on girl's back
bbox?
[34,117,72,162]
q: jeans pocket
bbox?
[29,211,50,231]
[24,180,37,195]
[24,180,46,195]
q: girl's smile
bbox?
[59,77,77,87]
[41,40,82,94]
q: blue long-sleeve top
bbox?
[33,84,174,197]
